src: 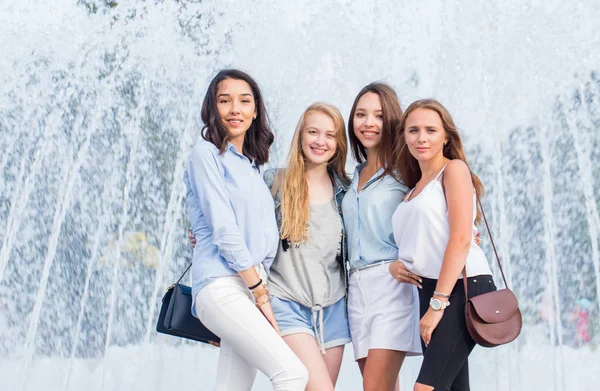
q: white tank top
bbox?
[391,166,491,279]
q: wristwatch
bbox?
[430,297,450,311]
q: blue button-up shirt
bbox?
[184,140,279,316]
[341,164,409,271]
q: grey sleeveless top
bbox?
[268,198,345,308]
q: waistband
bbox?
[349,260,395,275]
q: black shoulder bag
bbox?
[156,263,220,346]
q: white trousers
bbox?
[195,276,308,391]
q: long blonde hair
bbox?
[394,99,484,223]
[280,103,350,243]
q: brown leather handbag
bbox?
[462,199,522,348]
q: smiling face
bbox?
[301,111,337,166]
[352,92,383,153]
[216,78,257,144]
[403,108,448,163]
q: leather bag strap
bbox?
[462,196,509,303]
[477,197,509,288]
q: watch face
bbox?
[430,298,441,310]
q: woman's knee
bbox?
[414,382,434,391]
[272,360,309,390]
[363,377,395,391]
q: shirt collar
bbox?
[352,162,385,191]
[227,142,259,170]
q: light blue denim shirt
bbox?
[341,163,410,271]
[184,139,279,317]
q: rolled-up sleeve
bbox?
[187,146,253,272]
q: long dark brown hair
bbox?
[394,98,484,223]
[200,69,274,166]
[348,82,403,181]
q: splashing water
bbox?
[1,1,599,390]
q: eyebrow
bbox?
[217,93,253,98]
[307,126,336,133]
[407,125,439,129]
[355,108,382,112]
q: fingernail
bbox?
[418,285,422,289]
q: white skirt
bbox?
[348,261,422,360]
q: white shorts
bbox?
[348,261,422,360]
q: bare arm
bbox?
[419,159,475,346]
[435,159,475,296]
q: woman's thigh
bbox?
[283,333,336,391]
[196,277,305,385]
[416,275,496,390]
[323,345,344,385]
[361,349,405,391]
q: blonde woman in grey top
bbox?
[263,103,351,391]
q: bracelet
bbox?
[252,283,269,300]
[248,279,263,290]
[433,290,451,298]
[255,295,270,306]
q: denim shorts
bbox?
[270,295,351,349]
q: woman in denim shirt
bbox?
[342,83,423,391]
[184,69,307,391]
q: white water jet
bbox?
[22,125,98,385]
[562,92,600,316]
[538,123,567,390]
[142,102,197,343]
[63,164,121,391]
[103,131,142,357]
[0,138,52,282]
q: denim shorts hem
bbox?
[279,327,350,348]
[280,327,314,337]
[324,337,351,349]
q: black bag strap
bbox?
[175,263,192,286]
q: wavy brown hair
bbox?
[394,99,484,223]
[200,69,274,166]
[348,82,403,181]
[280,103,350,243]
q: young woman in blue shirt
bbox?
[342,83,423,391]
[184,69,308,391]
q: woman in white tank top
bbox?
[390,99,495,391]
